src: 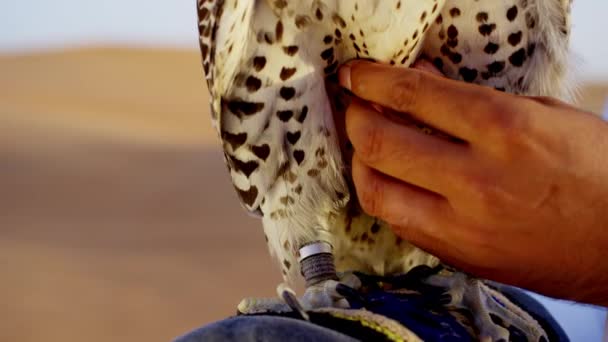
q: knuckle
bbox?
[357,122,385,162]
[357,174,383,217]
[389,71,421,112]
[461,174,501,214]
[481,97,533,154]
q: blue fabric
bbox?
[491,284,569,341]
[175,285,566,342]
[175,266,568,341]
[174,315,357,342]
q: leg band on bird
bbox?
[299,242,338,287]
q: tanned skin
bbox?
[339,60,608,307]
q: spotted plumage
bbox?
[197,0,573,340]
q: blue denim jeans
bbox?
[175,285,568,342]
[175,315,358,342]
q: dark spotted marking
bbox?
[280,87,296,100]
[280,196,295,205]
[323,35,333,44]
[509,48,527,67]
[433,57,444,71]
[420,11,427,22]
[478,23,496,36]
[283,45,299,56]
[447,50,462,64]
[476,12,488,23]
[250,144,270,161]
[315,8,323,20]
[297,106,308,123]
[293,150,305,165]
[526,12,536,28]
[484,42,499,54]
[295,15,311,29]
[361,232,369,242]
[229,156,259,177]
[245,76,262,92]
[506,5,518,21]
[307,169,320,177]
[321,47,334,60]
[334,28,342,39]
[435,14,443,24]
[459,67,478,82]
[236,185,258,207]
[276,161,290,178]
[487,60,505,74]
[449,7,461,17]
[227,100,265,118]
[253,56,267,71]
[294,185,303,194]
[275,21,284,41]
[198,6,210,21]
[201,44,209,60]
[332,14,346,28]
[274,0,287,9]
[508,31,522,46]
[277,110,294,122]
[286,131,301,145]
[447,25,458,39]
[283,259,291,269]
[264,32,273,44]
[370,222,380,234]
[222,131,248,150]
[280,67,297,81]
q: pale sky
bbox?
[0,0,607,81]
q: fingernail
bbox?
[339,63,352,90]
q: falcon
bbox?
[196,0,572,340]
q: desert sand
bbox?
[0,48,606,342]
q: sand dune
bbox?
[0,48,280,342]
[0,48,606,342]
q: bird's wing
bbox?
[197,0,348,222]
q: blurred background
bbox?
[0,1,606,341]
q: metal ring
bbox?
[298,241,333,262]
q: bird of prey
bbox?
[196,0,572,340]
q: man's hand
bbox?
[339,60,608,307]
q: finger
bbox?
[347,99,473,198]
[351,155,448,230]
[339,60,515,143]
